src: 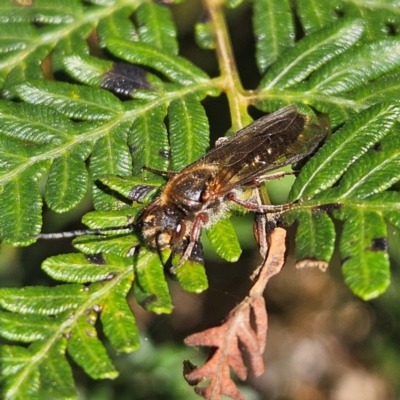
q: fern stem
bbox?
[203,0,250,130]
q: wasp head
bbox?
[140,199,190,254]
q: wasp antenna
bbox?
[33,224,136,240]
[34,229,105,239]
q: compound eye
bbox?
[171,221,186,243]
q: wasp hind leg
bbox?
[250,170,297,185]
[227,192,295,212]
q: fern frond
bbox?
[1,0,400,398]
[285,103,400,299]
[0,262,136,398]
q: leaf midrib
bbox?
[5,266,133,399]
[0,80,215,185]
[0,0,138,71]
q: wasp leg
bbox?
[250,170,296,185]
[227,193,295,212]
[171,213,208,271]
[141,165,177,179]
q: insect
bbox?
[139,104,328,267]
[37,105,329,269]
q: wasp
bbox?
[37,105,328,268]
[138,104,328,267]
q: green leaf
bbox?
[0,165,48,245]
[253,0,294,73]
[51,24,92,74]
[68,314,118,380]
[260,18,365,90]
[195,21,215,50]
[206,218,242,262]
[100,276,140,353]
[106,38,209,85]
[133,248,173,314]
[74,208,141,255]
[0,22,44,89]
[335,208,390,300]
[335,131,400,200]
[72,207,141,255]
[99,174,162,202]
[62,54,116,88]
[0,261,135,397]
[303,39,400,95]
[97,7,138,47]
[73,234,139,257]
[284,104,400,299]
[0,345,32,377]
[347,71,400,108]
[2,353,40,400]
[168,94,210,170]
[290,103,400,200]
[82,209,140,229]
[39,338,76,400]
[0,1,80,24]
[129,104,169,176]
[90,121,133,209]
[295,0,338,34]
[3,47,50,100]
[45,144,91,212]
[284,208,335,266]
[0,102,73,144]
[0,285,88,315]
[366,192,400,230]
[0,22,38,57]
[16,80,123,120]
[331,1,398,40]
[42,253,132,283]
[175,260,209,293]
[0,312,58,342]
[136,2,178,55]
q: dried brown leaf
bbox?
[184,228,287,399]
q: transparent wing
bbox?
[185,105,327,198]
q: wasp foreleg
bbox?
[171,213,209,271]
[141,166,177,179]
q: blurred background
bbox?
[1,1,400,399]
